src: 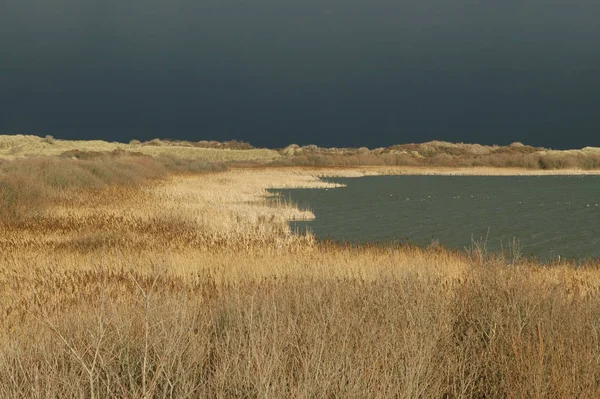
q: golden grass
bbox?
[276,141,600,170]
[6,134,600,171]
[0,134,281,162]
[246,165,600,177]
[3,155,600,397]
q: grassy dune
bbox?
[5,134,600,170]
[275,140,600,170]
[0,134,280,162]
[2,139,600,396]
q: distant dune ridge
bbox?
[2,134,600,170]
[0,134,280,162]
[275,140,600,169]
[0,135,600,170]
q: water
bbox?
[272,175,600,261]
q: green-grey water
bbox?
[272,175,600,261]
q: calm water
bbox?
[272,176,600,261]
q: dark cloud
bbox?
[1,0,599,148]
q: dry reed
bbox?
[2,155,600,397]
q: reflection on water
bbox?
[272,175,600,261]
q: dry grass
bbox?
[275,141,600,170]
[0,135,280,162]
[0,153,229,223]
[3,152,600,397]
[3,243,600,397]
[6,134,600,170]
[245,165,600,177]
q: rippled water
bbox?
[272,175,600,261]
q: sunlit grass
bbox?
[2,154,600,397]
[0,134,281,162]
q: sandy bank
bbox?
[211,166,600,229]
[239,165,600,177]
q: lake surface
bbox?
[272,175,600,261]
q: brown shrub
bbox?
[43,134,55,144]
[271,143,600,170]
[3,260,600,397]
[143,139,255,150]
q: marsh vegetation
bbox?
[2,136,600,397]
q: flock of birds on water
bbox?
[318,176,600,209]
[374,194,600,208]
[291,177,600,259]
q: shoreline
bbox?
[235,165,600,177]
[251,166,600,264]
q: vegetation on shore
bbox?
[0,134,279,162]
[0,152,227,223]
[2,137,600,396]
[4,134,600,170]
[6,243,600,398]
[275,141,600,169]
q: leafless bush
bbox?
[273,141,600,170]
[0,154,227,224]
[3,258,600,397]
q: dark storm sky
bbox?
[1,0,599,148]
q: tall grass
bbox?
[0,134,280,161]
[1,155,159,220]
[274,142,600,170]
[274,151,600,169]
[2,249,600,397]
[5,135,600,170]
[0,154,227,223]
[3,160,600,397]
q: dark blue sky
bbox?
[1,0,599,148]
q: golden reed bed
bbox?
[2,157,600,397]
